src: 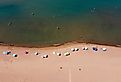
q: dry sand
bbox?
[0,43,121,82]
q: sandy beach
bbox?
[0,43,121,82]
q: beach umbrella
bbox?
[75,48,79,51]
[71,48,75,52]
[102,48,107,51]
[12,54,18,57]
[7,51,11,55]
[53,52,56,54]
[42,55,48,58]
[3,51,11,55]
[82,47,88,50]
[92,47,98,51]
[57,53,61,56]
[35,52,39,55]
[25,51,29,54]
[3,51,7,55]
[64,52,70,56]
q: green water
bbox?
[0,0,121,46]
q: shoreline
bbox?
[0,40,121,48]
[0,40,121,82]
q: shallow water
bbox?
[0,0,121,46]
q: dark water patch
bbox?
[0,4,22,20]
[0,0,121,47]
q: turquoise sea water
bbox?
[0,0,121,46]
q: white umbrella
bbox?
[42,55,48,58]
[71,48,75,52]
[3,51,11,55]
[12,54,18,57]
[53,52,56,54]
[3,51,7,55]
[57,53,61,56]
[75,48,79,51]
[64,52,70,56]
[82,47,88,50]
[102,48,107,51]
[35,52,39,55]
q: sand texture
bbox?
[0,43,121,82]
